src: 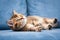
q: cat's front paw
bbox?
[35,27,42,32]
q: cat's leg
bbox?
[23,24,42,32]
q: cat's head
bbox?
[7,10,27,31]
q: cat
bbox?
[7,10,57,32]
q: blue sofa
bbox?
[0,0,60,40]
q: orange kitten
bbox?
[7,10,57,31]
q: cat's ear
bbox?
[13,10,17,15]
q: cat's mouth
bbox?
[8,20,13,26]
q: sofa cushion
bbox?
[0,28,60,40]
[27,0,60,27]
[0,0,27,30]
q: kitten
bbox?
[7,10,57,31]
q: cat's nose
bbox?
[54,18,57,24]
[8,20,13,26]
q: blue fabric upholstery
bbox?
[0,28,60,40]
[27,0,60,21]
[0,0,27,29]
[0,0,60,40]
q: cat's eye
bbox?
[16,19,21,21]
[16,18,24,21]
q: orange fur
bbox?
[7,10,57,31]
